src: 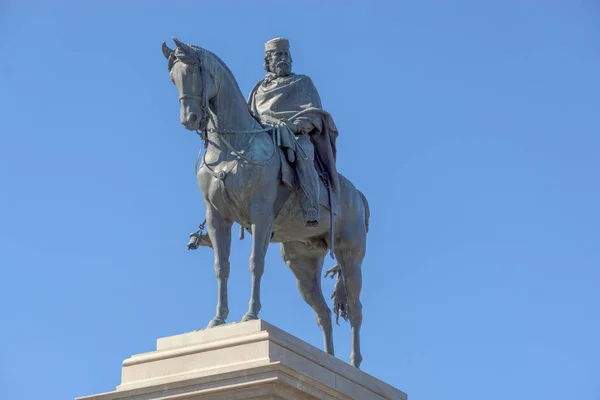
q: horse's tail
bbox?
[325,264,348,325]
[358,189,370,233]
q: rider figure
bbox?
[247,37,340,227]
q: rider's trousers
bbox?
[294,134,320,226]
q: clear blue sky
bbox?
[1,1,599,399]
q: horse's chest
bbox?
[200,169,256,223]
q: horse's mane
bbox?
[190,45,245,98]
[167,42,245,99]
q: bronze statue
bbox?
[162,37,369,368]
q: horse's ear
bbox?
[162,42,173,59]
[173,37,186,49]
[172,37,198,62]
[173,37,196,54]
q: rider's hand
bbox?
[292,119,313,135]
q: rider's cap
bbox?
[265,37,290,52]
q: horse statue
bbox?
[162,38,370,368]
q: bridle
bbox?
[175,56,212,140]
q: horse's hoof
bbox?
[241,313,258,322]
[350,354,362,369]
[207,317,226,328]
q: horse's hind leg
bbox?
[281,240,334,355]
[334,237,365,368]
[205,205,233,328]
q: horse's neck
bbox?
[207,68,265,159]
[211,93,259,132]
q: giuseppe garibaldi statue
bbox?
[165,35,369,368]
[247,37,340,227]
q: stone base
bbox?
[77,320,406,400]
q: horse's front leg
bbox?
[242,201,274,322]
[205,205,233,328]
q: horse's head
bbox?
[162,38,217,131]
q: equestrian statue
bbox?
[162,37,370,368]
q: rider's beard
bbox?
[274,61,291,77]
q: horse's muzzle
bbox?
[182,113,200,130]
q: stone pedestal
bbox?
[77,320,406,400]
